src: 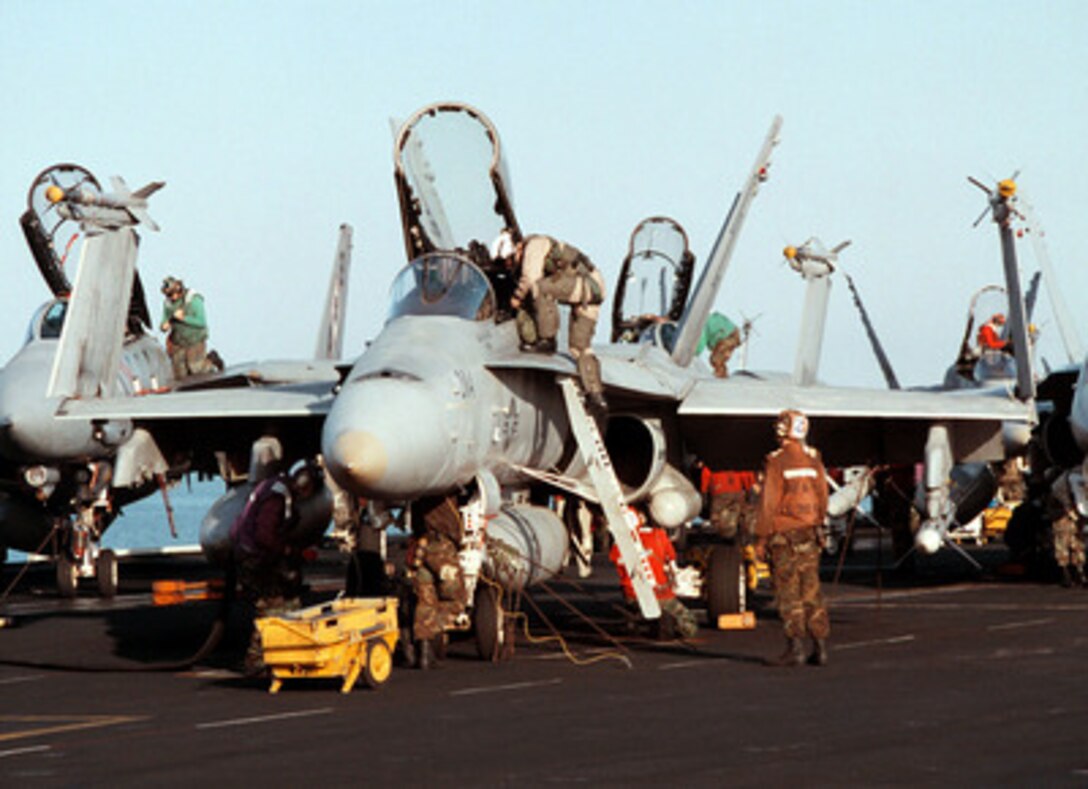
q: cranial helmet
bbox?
[775,409,809,441]
[991,313,1006,325]
[289,459,323,496]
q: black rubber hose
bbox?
[0,563,236,673]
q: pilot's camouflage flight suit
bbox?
[756,439,831,659]
[513,235,607,399]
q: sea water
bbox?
[103,477,223,550]
[7,478,223,562]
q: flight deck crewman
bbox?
[407,495,470,670]
[755,409,831,667]
[977,312,1009,352]
[1045,465,1087,588]
[231,463,322,675]
[160,276,218,378]
[509,235,608,413]
[697,312,742,378]
[608,506,698,639]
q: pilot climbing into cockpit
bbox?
[509,234,608,414]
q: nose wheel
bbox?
[55,517,119,599]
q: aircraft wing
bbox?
[58,379,334,480]
[57,380,334,421]
[488,344,689,400]
[675,376,1032,469]
[174,359,345,390]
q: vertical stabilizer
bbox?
[47,228,139,398]
[793,270,832,385]
[670,116,781,368]
[783,239,849,386]
[315,224,354,360]
[972,178,1035,402]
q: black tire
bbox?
[474,584,506,662]
[705,543,744,624]
[56,555,78,598]
[96,549,118,598]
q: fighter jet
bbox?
[60,103,1034,652]
[0,164,174,595]
[2,164,355,596]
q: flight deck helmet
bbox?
[775,409,809,442]
[161,276,184,297]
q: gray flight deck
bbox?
[1,543,1086,786]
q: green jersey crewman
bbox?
[696,311,741,378]
[160,275,219,378]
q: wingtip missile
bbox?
[783,238,849,274]
[45,177,164,233]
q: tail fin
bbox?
[973,178,1035,402]
[314,224,353,360]
[47,227,139,398]
[670,116,782,367]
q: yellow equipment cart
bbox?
[256,597,399,694]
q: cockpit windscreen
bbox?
[388,254,496,322]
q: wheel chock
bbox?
[717,611,756,630]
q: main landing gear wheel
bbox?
[96,548,118,598]
[474,585,507,662]
[705,543,745,625]
[56,555,78,598]
[363,639,393,689]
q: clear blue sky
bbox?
[1,0,1085,387]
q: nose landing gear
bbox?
[54,506,118,599]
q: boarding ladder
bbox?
[558,378,661,620]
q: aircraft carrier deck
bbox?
[1,542,1086,786]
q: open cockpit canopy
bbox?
[393,102,520,265]
[611,216,695,344]
[19,163,152,333]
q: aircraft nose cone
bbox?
[328,430,388,490]
[322,378,455,498]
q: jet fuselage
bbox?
[322,314,569,499]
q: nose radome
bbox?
[321,378,454,499]
[327,430,388,491]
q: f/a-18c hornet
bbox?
[0,163,353,597]
[60,103,1034,659]
[0,163,177,595]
